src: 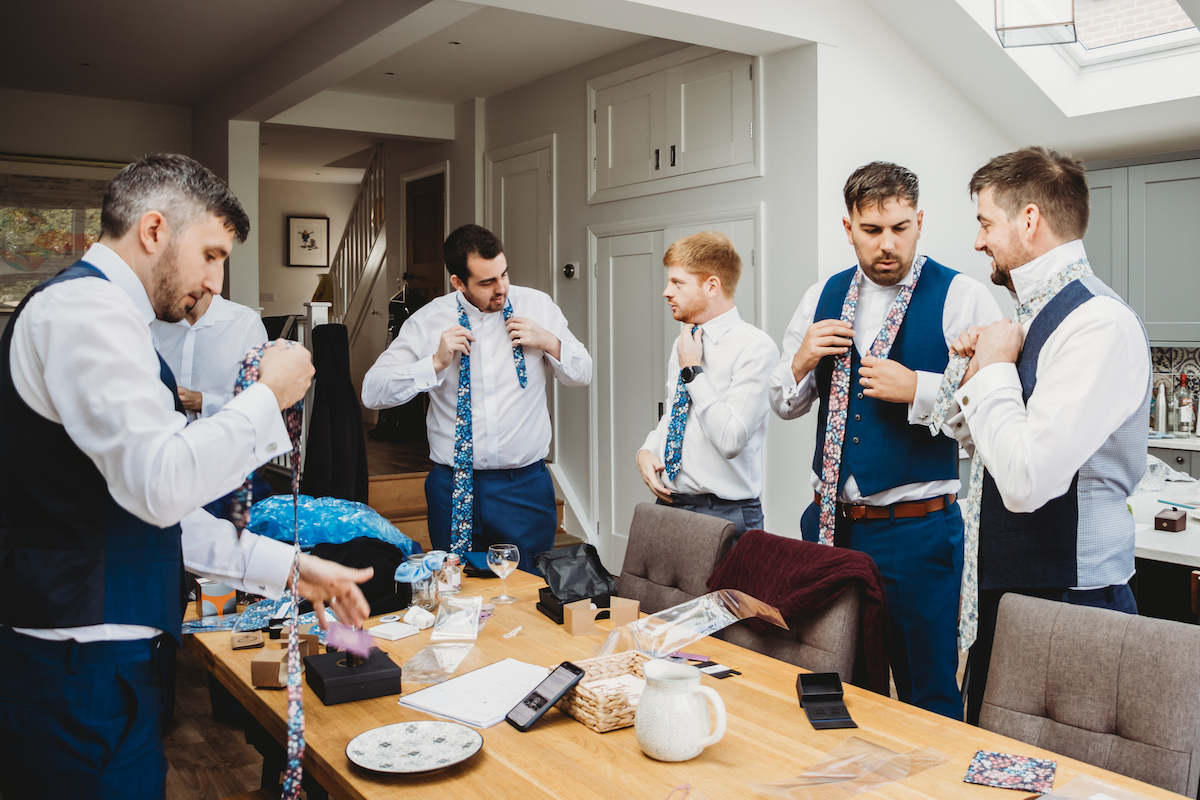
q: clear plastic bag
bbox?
[748,736,948,799]
[596,589,787,658]
[249,494,418,554]
[403,596,483,683]
[1041,775,1153,800]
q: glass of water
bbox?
[487,543,520,604]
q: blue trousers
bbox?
[802,499,965,720]
[964,583,1136,725]
[657,494,763,546]
[426,460,557,573]
[0,627,171,799]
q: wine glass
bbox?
[488,543,520,604]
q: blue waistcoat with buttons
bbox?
[0,262,188,647]
[810,259,958,495]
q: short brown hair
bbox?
[843,162,919,216]
[969,146,1089,240]
[664,231,741,297]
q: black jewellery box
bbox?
[796,672,857,730]
[536,587,616,624]
[304,648,403,706]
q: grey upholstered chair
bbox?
[615,502,737,615]
[981,593,1200,796]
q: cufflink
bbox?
[267,442,278,453]
[961,396,970,406]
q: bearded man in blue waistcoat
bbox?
[771,162,1002,719]
[949,147,1149,724]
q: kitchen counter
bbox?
[1131,487,1200,568]
[1148,436,1200,451]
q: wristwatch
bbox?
[681,366,704,384]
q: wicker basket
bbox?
[556,650,650,733]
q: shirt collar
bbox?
[81,243,155,327]
[857,252,922,292]
[455,290,505,324]
[695,305,741,344]
[1008,239,1087,305]
[185,294,237,331]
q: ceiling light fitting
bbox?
[995,0,1076,48]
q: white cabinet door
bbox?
[664,52,753,176]
[1082,167,1128,303]
[595,72,667,191]
[1129,159,1200,344]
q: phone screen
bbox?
[507,662,584,729]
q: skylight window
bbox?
[1075,0,1194,50]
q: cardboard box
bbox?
[304,649,403,706]
[563,597,640,635]
[196,578,237,618]
[538,588,634,626]
[250,638,319,687]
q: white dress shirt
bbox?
[640,307,779,500]
[361,285,592,470]
[152,294,269,421]
[953,240,1149,514]
[771,258,1004,504]
[8,243,295,641]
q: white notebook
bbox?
[398,658,551,728]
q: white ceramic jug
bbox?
[635,659,727,762]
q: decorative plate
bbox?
[345,721,484,774]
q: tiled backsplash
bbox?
[1151,347,1200,391]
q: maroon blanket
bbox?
[707,529,890,695]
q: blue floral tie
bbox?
[450,298,527,556]
[663,326,700,482]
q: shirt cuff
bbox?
[224,383,292,462]
[777,363,804,401]
[415,355,441,389]
[687,373,716,407]
[545,337,570,368]
[200,391,223,419]
[240,534,294,599]
[908,370,940,426]
[954,362,1021,423]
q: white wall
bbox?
[257,178,358,317]
[0,88,191,162]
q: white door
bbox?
[595,218,756,573]
[488,147,553,296]
[596,72,668,189]
[664,52,754,176]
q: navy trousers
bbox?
[0,627,171,800]
[964,583,1136,725]
[657,494,762,546]
[425,460,557,573]
[802,499,965,720]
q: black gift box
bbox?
[536,586,617,624]
[796,672,857,730]
[304,648,403,705]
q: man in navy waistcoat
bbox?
[771,162,1002,719]
[949,147,1149,724]
[0,154,373,799]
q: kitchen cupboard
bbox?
[589,46,760,204]
[1149,446,1194,478]
[1086,158,1200,345]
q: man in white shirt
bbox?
[770,162,1003,719]
[153,290,269,420]
[637,231,778,542]
[362,224,591,571]
[950,147,1149,724]
[0,153,372,799]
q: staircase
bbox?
[367,472,573,554]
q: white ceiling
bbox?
[334,5,651,104]
[258,124,383,183]
[0,0,345,106]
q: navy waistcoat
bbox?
[0,262,187,646]
[811,259,958,496]
[978,280,1090,591]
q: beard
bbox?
[150,241,188,323]
[859,252,912,287]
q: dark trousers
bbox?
[0,627,171,800]
[426,460,557,573]
[802,499,965,720]
[964,583,1137,725]
[656,494,762,545]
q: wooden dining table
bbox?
[186,571,1184,799]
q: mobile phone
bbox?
[505,661,586,731]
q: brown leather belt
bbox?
[813,492,956,521]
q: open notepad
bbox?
[399,658,551,728]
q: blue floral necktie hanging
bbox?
[663,325,700,481]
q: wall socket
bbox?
[259,292,275,302]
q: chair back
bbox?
[615,503,736,615]
[982,593,1200,795]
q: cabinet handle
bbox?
[658,402,664,420]
[670,145,676,167]
[1177,456,1186,464]
[655,149,660,170]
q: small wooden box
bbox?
[251,647,291,688]
[1155,508,1188,532]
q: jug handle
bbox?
[691,685,727,749]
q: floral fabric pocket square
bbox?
[963,750,1057,793]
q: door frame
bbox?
[484,134,557,300]
[399,161,451,296]
[586,203,763,561]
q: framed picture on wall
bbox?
[288,216,329,267]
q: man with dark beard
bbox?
[0,153,372,799]
[770,162,1001,719]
